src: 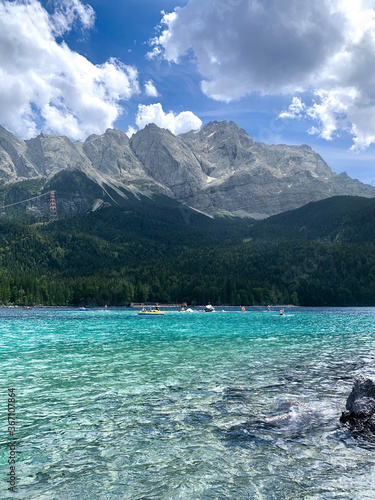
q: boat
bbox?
[204,303,215,312]
[138,310,165,316]
[180,307,195,313]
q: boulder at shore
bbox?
[340,375,375,441]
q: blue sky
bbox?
[1,0,375,185]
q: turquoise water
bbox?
[1,307,375,499]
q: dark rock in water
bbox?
[340,376,375,441]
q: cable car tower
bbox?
[49,190,57,220]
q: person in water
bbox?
[155,304,160,312]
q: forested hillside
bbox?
[0,196,374,307]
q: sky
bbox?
[1,0,375,185]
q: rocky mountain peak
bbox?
[25,133,83,178]
[180,120,254,177]
[130,122,207,199]
[79,127,145,180]
[103,128,130,143]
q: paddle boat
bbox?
[138,310,165,316]
[138,304,164,316]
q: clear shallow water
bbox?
[1,307,375,499]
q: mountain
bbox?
[0,121,373,218]
[180,122,375,217]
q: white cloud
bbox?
[135,103,202,135]
[152,0,375,149]
[152,0,346,98]
[0,0,139,140]
[144,80,159,97]
[51,0,95,36]
[279,97,306,120]
[304,88,359,141]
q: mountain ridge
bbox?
[0,121,373,218]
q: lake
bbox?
[1,307,375,499]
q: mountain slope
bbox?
[249,196,375,242]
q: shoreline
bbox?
[2,304,375,310]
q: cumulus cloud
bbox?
[151,0,346,98]
[144,80,159,97]
[0,0,139,140]
[135,103,202,135]
[152,0,375,149]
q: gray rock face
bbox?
[340,376,375,441]
[0,121,374,217]
[130,124,206,199]
[78,129,145,180]
[25,133,88,178]
[181,121,255,178]
[0,125,38,179]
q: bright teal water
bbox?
[1,307,375,499]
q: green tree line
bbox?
[0,205,374,306]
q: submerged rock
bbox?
[226,399,318,445]
[340,376,375,441]
[263,400,316,429]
